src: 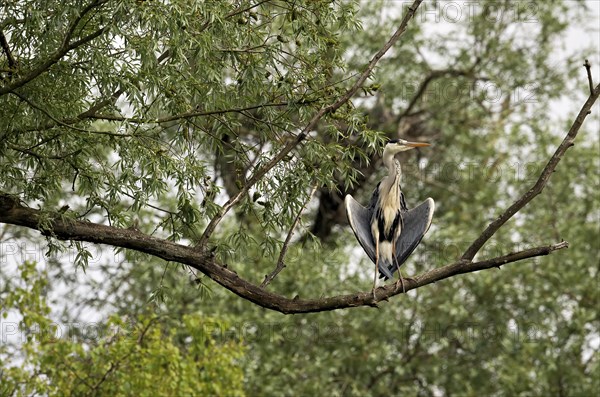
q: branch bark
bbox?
[584,60,594,95]
[0,193,570,314]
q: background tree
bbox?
[0,262,245,396]
[1,0,598,395]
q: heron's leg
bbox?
[392,244,406,294]
[373,239,379,301]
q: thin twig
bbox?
[16,99,313,133]
[89,101,296,124]
[6,141,81,160]
[584,59,594,96]
[8,91,121,135]
[261,183,319,288]
[16,89,125,133]
[197,0,425,247]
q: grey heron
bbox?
[345,139,434,299]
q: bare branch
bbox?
[421,241,569,287]
[197,0,425,247]
[261,183,319,288]
[461,79,600,261]
[584,60,594,96]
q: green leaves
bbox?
[0,261,245,396]
[0,0,367,246]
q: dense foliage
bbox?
[1,0,598,395]
[0,262,245,396]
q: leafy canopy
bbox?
[1,0,374,254]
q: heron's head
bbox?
[384,139,430,155]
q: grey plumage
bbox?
[345,139,434,293]
[345,194,434,279]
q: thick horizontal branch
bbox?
[0,194,569,314]
[462,81,600,261]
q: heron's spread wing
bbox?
[345,195,434,280]
[345,195,393,279]
[384,197,434,279]
[345,195,376,265]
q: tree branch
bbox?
[1,5,597,315]
[461,80,600,261]
[0,192,569,314]
[14,89,125,133]
[14,96,296,133]
[197,0,425,247]
[0,30,17,72]
[88,101,297,124]
[8,91,114,134]
[1,72,596,313]
[584,60,594,96]
[399,69,486,118]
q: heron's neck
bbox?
[380,154,402,205]
[383,152,402,181]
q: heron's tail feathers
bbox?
[377,257,394,280]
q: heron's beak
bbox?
[403,141,430,148]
